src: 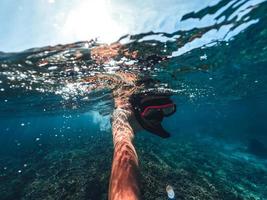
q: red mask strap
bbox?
[141,103,174,117]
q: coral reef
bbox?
[0,131,267,200]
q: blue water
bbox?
[1,0,267,199]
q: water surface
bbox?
[1,0,267,199]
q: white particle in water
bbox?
[189,94,195,98]
[254,80,258,83]
[0,88,4,91]
[23,164,27,167]
[18,170,22,173]
[74,66,79,72]
[8,76,15,81]
[4,99,8,102]
[21,123,25,126]
[200,54,207,60]
[35,138,40,141]
[4,167,7,170]
[25,60,33,65]
[48,66,58,70]
[209,77,213,80]
[19,73,27,79]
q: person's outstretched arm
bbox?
[109,93,141,200]
[84,43,142,199]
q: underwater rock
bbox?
[247,138,267,159]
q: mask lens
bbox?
[142,108,159,118]
[162,104,176,116]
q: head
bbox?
[130,92,176,138]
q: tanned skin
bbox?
[88,43,142,200]
[109,85,141,200]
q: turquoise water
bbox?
[1,0,267,199]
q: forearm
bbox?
[109,108,140,200]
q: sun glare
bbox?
[61,0,127,44]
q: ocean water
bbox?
[1,0,267,199]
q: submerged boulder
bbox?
[247,138,267,159]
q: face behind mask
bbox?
[130,93,176,138]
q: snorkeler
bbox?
[85,43,176,200]
[109,84,176,200]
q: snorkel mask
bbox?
[130,93,176,138]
